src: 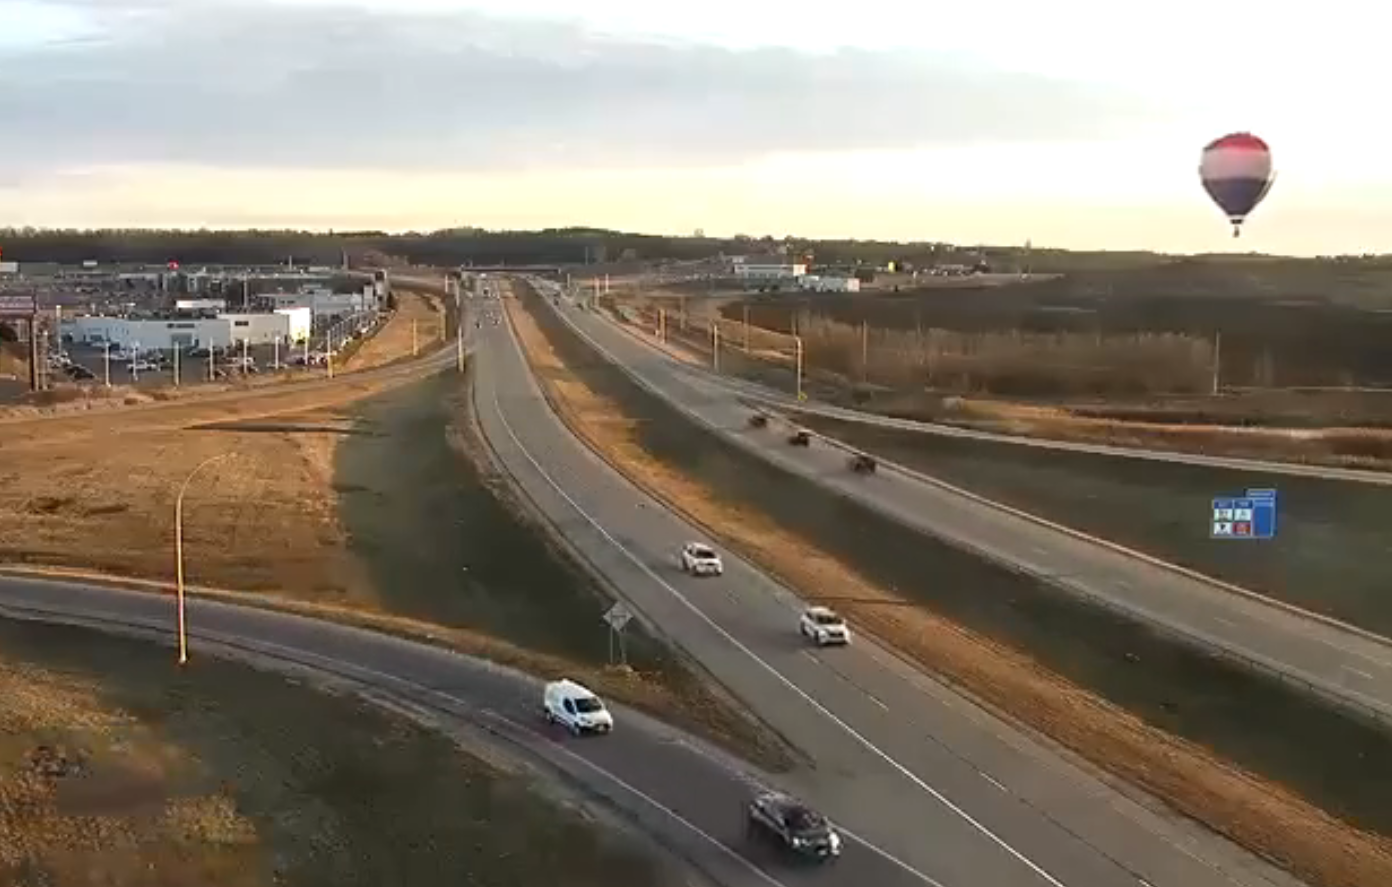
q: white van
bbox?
[542,679,614,735]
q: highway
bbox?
[534,287,1392,725]
[468,290,1303,887]
[598,306,1392,486]
[0,280,1303,887]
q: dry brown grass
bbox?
[342,291,446,372]
[508,289,1392,887]
[0,644,265,886]
[0,355,786,771]
[0,619,672,887]
[608,297,1392,469]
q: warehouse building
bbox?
[61,308,311,350]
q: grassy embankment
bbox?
[509,278,1392,887]
[0,618,681,887]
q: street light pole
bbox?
[103,342,111,387]
[794,335,804,402]
[174,452,234,665]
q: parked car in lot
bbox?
[745,791,842,861]
[542,679,614,736]
[799,606,851,646]
[679,542,724,576]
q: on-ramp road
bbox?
[0,285,1302,887]
[535,287,1392,725]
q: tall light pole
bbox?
[794,335,804,402]
[174,452,234,665]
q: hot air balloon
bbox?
[1199,132,1274,238]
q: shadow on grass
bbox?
[521,282,1392,837]
[330,370,685,676]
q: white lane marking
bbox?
[1344,666,1376,681]
[802,651,891,712]
[18,602,798,887]
[981,773,1009,793]
[486,323,1071,887]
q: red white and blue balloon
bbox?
[1199,133,1274,238]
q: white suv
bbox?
[679,542,724,577]
[799,606,851,646]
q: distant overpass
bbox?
[459,265,562,275]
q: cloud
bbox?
[0,0,1167,177]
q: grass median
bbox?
[0,618,684,887]
[0,351,789,773]
[508,278,1392,887]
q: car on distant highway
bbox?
[745,790,842,861]
[678,542,724,576]
[799,606,851,646]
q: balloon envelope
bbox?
[1199,133,1273,233]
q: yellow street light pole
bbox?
[174,452,234,665]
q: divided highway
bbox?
[0,280,1306,887]
[470,294,1303,887]
[539,291,1392,725]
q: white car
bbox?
[799,606,851,646]
[542,679,614,735]
[679,542,724,577]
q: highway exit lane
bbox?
[0,574,912,887]
[472,311,1304,887]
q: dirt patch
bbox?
[342,290,446,372]
[508,279,1392,887]
[0,358,788,772]
[0,618,677,887]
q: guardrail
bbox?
[534,282,1392,729]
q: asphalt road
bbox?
[0,280,1302,887]
[592,307,1392,486]
[539,289,1392,725]
[468,295,1304,887]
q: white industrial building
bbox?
[733,261,807,281]
[61,308,311,350]
[797,275,861,293]
[267,285,378,319]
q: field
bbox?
[0,617,681,887]
[341,290,446,371]
[0,355,786,770]
[508,278,1392,887]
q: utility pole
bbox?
[743,303,751,352]
[1212,331,1222,395]
[861,321,869,383]
[712,323,720,372]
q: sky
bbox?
[0,0,1387,254]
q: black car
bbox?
[65,364,96,381]
[745,791,842,861]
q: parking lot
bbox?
[46,311,384,390]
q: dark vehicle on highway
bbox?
[849,454,877,474]
[748,412,769,428]
[745,791,842,861]
[788,430,811,446]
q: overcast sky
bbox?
[1,0,1387,254]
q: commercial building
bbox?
[60,308,311,350]
[266,285,379,319]
[797,275,861,293]
[733,261,807,281]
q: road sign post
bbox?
[1210,488,1278,540]
[602,601,634,666]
